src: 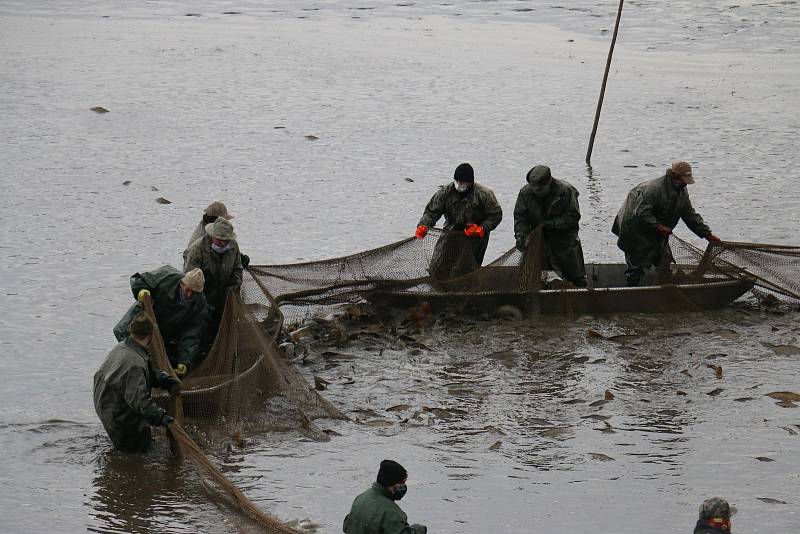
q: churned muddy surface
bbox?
[1,1,799,533]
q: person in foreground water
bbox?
[514,164,587,287]
[694,497,734,533]
[343,459,427,534]
[94,313,178,453]
[612,160,721,287]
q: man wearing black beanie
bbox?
[343,460,427,533]
[415,163,503,275]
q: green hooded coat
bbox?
[184,234,243,318]
[612,174,711,267]
[113,265,209,367]
[343,483,427,534]
[93,337,168,452]
[513,171,586,283]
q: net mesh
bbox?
[250,230,800,320]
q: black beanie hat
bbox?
[376,459,407,487]
[453,163,475,183]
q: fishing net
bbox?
[249,229,800,320]
[138,267,348,532]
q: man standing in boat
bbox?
[513,164,587,287]
[415,163,503,275]
[612,160,721,287]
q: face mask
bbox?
[671,179,687,190]
[211,242,231,254]
[454,180,471,193]
[390,484,407,501]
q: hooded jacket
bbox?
[113,265,209,367]
[343,482,427,534]
[93,337,168,452]
[418,182,502,232]
[612,174,711,267]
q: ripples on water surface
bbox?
[0,0,798,532]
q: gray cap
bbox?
[699,497,734,520]
[526,165,553,186]
[205,217,236,241]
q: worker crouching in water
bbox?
[415,163,503,278]
[612,160,721,287]
[114,266,209,378]
[95,313,178,453]
[344,460,427,534]
[513,164,587,287]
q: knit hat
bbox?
[128,313,154,336]
[376,460,407,487]
[181,268,205,292]
[454,163,474,183]
[205,217,236,241]
[205,201,234,219]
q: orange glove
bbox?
[654,224,672,237]
[707,233,722,243]
[464,224,485,239]
[415,225,428,239]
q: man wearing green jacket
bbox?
[95,313,178,452]
[612,160,721,286]
[184,217,243,323]
[416,163,503,266]
[113,265,208,378]
[514,165,587,287]
[344,460,427,534]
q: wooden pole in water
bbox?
[586,0,625,165]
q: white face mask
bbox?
[454,180,471,193]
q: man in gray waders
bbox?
[94,313,178,452]
[612,160,721,286]
[343,460,427,534]
[514,164,587,287]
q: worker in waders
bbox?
[694,497,734,533]
[94,313,178,453]
[612,160,721,286]
[113,266,209,378]
[415,163,503,278]
[343,460,427,534]
[514,164,587,287]
[184,201,249,269]
[184,217,243,326]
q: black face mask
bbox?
[390,484,407,501]
[202,214,219,225]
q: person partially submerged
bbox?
[94,313,178,453]
[694,497,734,533]
[343,460,427,534]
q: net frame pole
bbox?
[586,0,625,165]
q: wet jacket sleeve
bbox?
[228,250,243,289]
[184,244,202,273]
[122,365,165,426]
[480,189,503,232]
[513,190,531,241]
[113,302,142,342]
[418,188,446,228]
[129,272,151,300]
[680,195,711,238]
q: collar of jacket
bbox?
[123,336,151,361]
[371,482,395,499]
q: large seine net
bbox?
[250,229,800,320]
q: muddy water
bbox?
[0,1,798,533]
